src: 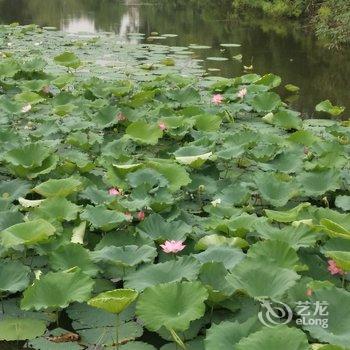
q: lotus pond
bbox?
[0,23,350,350]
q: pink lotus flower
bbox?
[327,259,344,275]
[212,94,223,105]
[160,240,186,254]
[237,87,247,99]
[108,188,121,196]
[137,211,145,221]
[306,288,313,296]
[158,122,167,131]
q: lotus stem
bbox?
[116,313,120,349]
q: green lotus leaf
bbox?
[136,281,208,332]
[22,57,46,72]
[255,172,297,207]
[124,256,201,291]
[318,219,350,240]
[127,168,168,190]
[194,114,222,132]
[49,243,98,276]
[324,251,350,271]
[92,245,157,268]
[247,240,301,270]
[126,121,163,145]
[256,73,281,88]
[14,91,44,105]
[264,109,302,130]
[288,130,320,146]
[33,177,81,197]
[251,91,281,112]
[226,259,300,300]
[195,234,249,250]
[265,203,311,223]
[0,318,46,341]
[21,269,94,310]
[0,95,22,113]
[0,58,20,77]
[205,317,261,350]
[316,100,345,116]
[298,168,340,197]
[81,205,128,231]
[193,246,245,270]
[88,289,138,314]
[0,219,56,248]
[147,160,191,192]
[0,261,31,293]
[4,143,52,169]
[32,197,80,222]
[95,105,118,127]
[0,210,23,230]
[0,179,31,201]
[119,342,156,350]
[136,213,191,241]
[236,324,309,350]
[174,146,212,167]
[302,286,350,347]
[255,222,318,249]
[54,51,82,69]
[199,262,235,301]
[335,196,350,212]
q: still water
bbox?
[0,0,349,116]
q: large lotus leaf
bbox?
[317,219,350,240]
[247,240,301,270]
[127,168,168,190]
[199,262,235,302]
[302,286,350,347]
[255,222,318,249]
[33,178,81,197]
[315,100,345,116]
[174,146,212,167]
[125,256,201,291]
[21,269,94,310]
[119,342,156,350]
[126,121,163,145]
[0,95,22,113]
[4,143,51,169]
[235,324,309,350]
[0,179,31,201]
[265,203,311,223]
[88,289,138,314]
[193,246,245,270]
[0,261,31,293]
[49,243,98,276]
[205,317,261,350]
[0,210,23,230]
[160,338,204,350]
[0,58,20,77]
[81,205,128,231]
[147,160,191,192]
[335,196,350,212]
[136,213,191,241]
[254,172,297,207]
[256,73,281,88]
[136,281,208,332]
[288,130,320,146]
[54,51,81,69]
[92,245,157,267]
[251,91,281,112]
[298,168,340,197]
[14,91,44,105]
[195,234,249,250]
[32,197,80,222]
[194,114,222,132]
[264,109,302,130]
[226,259,300,300]
[0,318,46,341]
[95,105,118,127]
[0,219,56,248]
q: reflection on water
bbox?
[0,0,349,115]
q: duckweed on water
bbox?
[0,24,349,349]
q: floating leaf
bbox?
[126,121,163,145]
[0,318,46,341]
[54,51,82,69]
[0,261,31,293]
[33,178,81,197]
[315,100,345,116]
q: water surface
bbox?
[0,0,349,116]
